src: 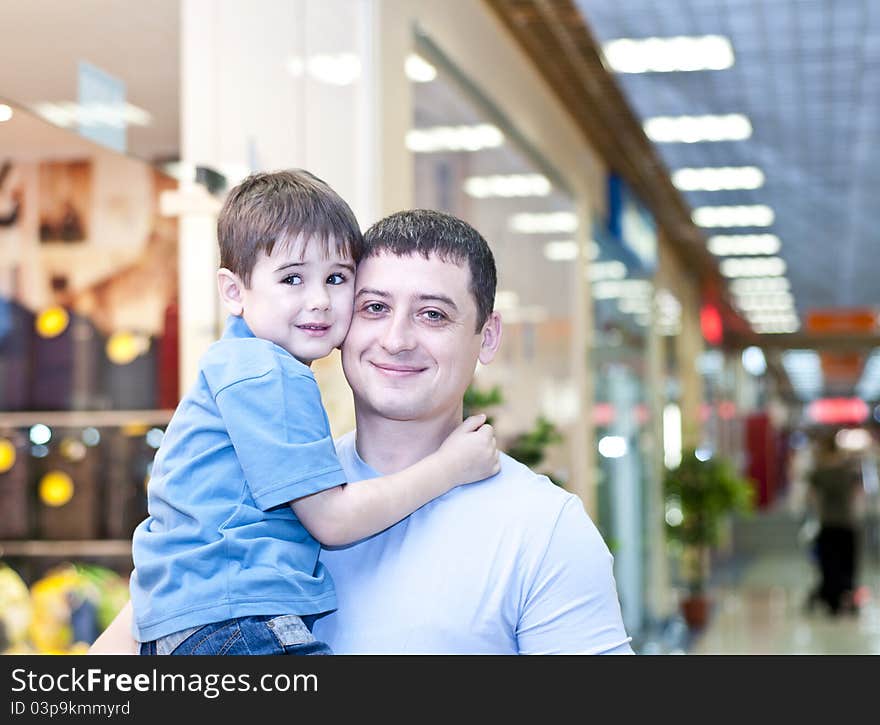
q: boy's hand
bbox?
[436,413,500,486]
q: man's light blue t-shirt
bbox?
[129,316,347,642]
[314,432,633,654]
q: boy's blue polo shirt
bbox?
[129,315,347,642]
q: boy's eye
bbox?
[281,274,302,286]
[364,302,387,314]
[327,273,347,285]
[423,310,446,322]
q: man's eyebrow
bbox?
[417,293,458,310]
[355,287,390,299]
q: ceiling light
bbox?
[543,240,580,261]
[589,260,627,281]
[602,35,734,73]
[592,279,652,300]
[734,293,795,311]
[856,349,880,401]
[644,114,752,143]
[464,173,551,198]
[742,346,767,376]
[672,166,764,191]
[406,124,504,153]
[405,53,437,83]
[693,205,774,228]
[32,101,152,128]
[720,257,786,277]
[0,104,12,122]
[709,234,781,256]
[782,350,823,399]
[729,277,790,294]
[308,54,362,85]
[509,211,578,234]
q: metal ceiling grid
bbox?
[575,0,880,315]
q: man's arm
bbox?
[87,600,138,655]
[517,496,633,655]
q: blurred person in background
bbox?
[806,434,864,616]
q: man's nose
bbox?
[380,313,416,354]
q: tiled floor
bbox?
[688,545,880,655]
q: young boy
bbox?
[129,169,499,655]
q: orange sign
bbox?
[805,308,878,334]
[820,351,865,382]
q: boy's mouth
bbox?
[297,323,332,336]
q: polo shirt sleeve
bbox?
[213,364,347,511]
[517,496,634,655]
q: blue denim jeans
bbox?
[139,614,332,656]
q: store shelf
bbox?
[0,410,175,428]
[0,540,132,558]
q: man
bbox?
[89,209,631,655]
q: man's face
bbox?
[342,252,499,423]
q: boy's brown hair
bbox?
[217,169,363,286]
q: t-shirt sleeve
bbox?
[213,365,347,511]
[517,496,633,655]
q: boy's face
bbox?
[220,234,356,365]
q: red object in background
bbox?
[700,303,723,345]
[157,300,180,409]
[745,412,779,509]
[807,397,869,425]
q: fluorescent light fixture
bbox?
[592,279,652,300]
[742,346,767,376]
[405,53,436,83]
[598,435,628,459]
[663,404,682,469]
[589,260,628,281]
[720,256,787,278]
[543,240,580,261]
[693,205,774,228]
[856,348,880,401]
[782,350,823,399]
[464,173,551,198]
[494,290,520,311]
[729,277,790,294]
[509,211,578,234]
[734,292,795,309]
[406,124,504,153]
[709,234,781,256]
[673,166,764,191]
[0,104,12,122]
[644,114,752,143]
[32,101,152,128]
[835,428,872,451]
[603,35,734,73]
[307,54,361,85]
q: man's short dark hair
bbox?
[362,209,497,332]
[217,169,362,287]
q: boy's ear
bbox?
[217,268,245,316]
[478,311,503,365]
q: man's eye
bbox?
[423,310,446,322]
[327,273,347,285]
[282,274,302,285]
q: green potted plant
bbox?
[663,448,755,629]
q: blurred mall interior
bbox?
[1,0,879,654]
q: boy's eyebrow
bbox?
[275,261,356,273]
[355,288,458,310]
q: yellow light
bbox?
[0,439,16,473]
[106,331,148,365]
[35,306,69,338]
[39,471,74,507]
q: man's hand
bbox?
[436,413,500,485]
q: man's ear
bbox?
[217,268,245,316]
[478,311,503,365]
